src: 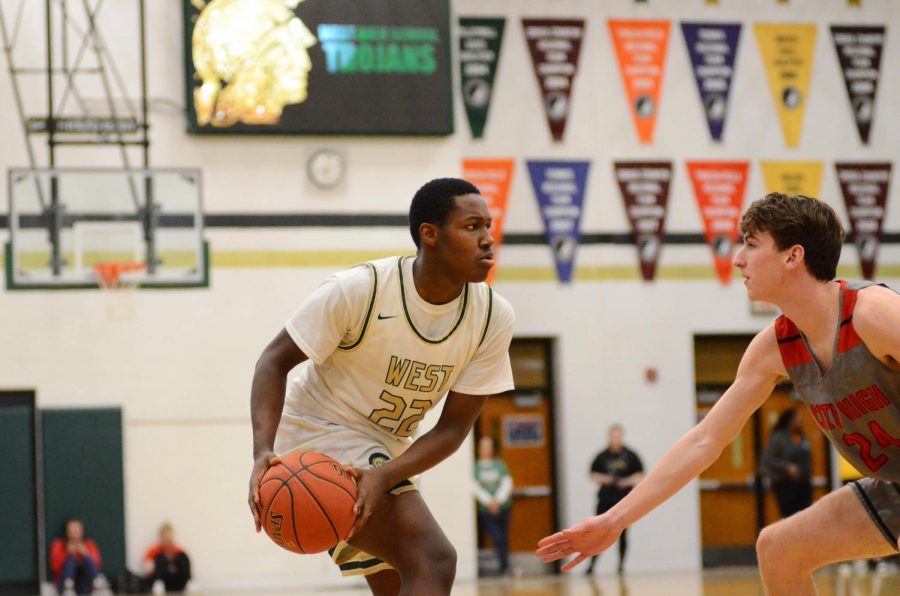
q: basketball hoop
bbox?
[93,261,146,320]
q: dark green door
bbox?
[0,391,39,595]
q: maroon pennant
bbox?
[835,162,892,280]
[831,26,885,145]
[613,161,673,281]
[522,18,585,142]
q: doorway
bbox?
[694,335,831,567]
[474,338,559,576]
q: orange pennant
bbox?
[462,158,515,284]
[608,20,671,144]
[686,161,750,284]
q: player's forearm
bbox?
[250,360,287,458]
[606,429,721,529]
[377,424,468,489]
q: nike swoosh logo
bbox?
[377,313,398,320]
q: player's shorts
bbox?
[274,410,416,577]
[852,477,900,551]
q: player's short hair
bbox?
[409,178,481,248]
[740,192,845,281]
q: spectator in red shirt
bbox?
[144,522,192,592]
[49,519,102,595]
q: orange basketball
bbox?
[259,451,358,554]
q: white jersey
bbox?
[283,256,515,453]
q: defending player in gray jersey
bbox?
[538,193,900,596]
[774,280,900,484]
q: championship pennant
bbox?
[761,161,824,198]
[754,24,817,147]
[686,161,750,284]
[458,18,506,139]
[522,19,585,142]
[834,163,892,280]
[613,161,673,281]
[462,159,515,284]
[831,26,885,145]
[681,23,741,142]
[608,20,671,144]
[526,161,590,283]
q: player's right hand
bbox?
[344,466,390,540]
[248,450,280,533]
[535,513,623,572]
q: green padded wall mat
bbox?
[42,408,126,579]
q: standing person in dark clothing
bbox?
[761,408,813,518]
[584,424,643,575]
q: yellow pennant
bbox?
[755,24,817,147]
[761,161,824,198]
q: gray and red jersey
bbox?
[775,280,900,483]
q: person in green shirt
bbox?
[473,435,513,575]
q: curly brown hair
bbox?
[740,193,845,281]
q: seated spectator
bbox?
[144,522,192,593]
[49,518,102,595]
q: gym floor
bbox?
[214,566,900,596]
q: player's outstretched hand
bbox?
[344,466,389,540]
[536,514,623,572]
[248,450,280,532]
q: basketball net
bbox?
[93,261,146,320]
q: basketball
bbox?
[259,451,358,554]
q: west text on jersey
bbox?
[384,356,454,393]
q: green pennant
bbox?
[458,17,506,139]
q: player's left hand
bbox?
[344,466,390,540]
[536,513,623,572]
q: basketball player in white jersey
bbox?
[539,193,900,595]
[248,178,515,595]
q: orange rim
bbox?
[93,261,146,287]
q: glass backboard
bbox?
[7,168,207,289]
